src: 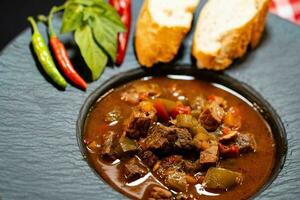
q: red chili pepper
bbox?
[153,100,170,122]
[109,0,131,65]
[48,7,87,90]
[170,105,191,119]
[49,37,87,90]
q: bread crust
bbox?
[135,0,192,67]
[192,0,270,70]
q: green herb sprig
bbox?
[59,0,125,80]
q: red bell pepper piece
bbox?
[170,105,191,119]
[153,100,170,122]
[219,143,240,157]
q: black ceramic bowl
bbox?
[76,65,287,200]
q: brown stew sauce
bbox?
[83,77,275,200]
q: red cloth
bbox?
[270,0,300,25]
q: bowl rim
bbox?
[76,65,288,200]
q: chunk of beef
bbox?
[182,160,201,173]
[159,155,183,169]
[174,128,193,150]
[199,141,219,166]
[219,132,256,157]
[139,124,193,152]
[199,102,225,131]
[121,84,161,104]
[100,131,119,160]
[122,157,148,182]
[139,124,170,151]
[157,155,200,178]
[124,107,157,139]
[147,186,172,200]
[236,133,257,153]
[155,155,183,179]
[139,150,159,168]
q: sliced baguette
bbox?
[135,0,200,67]
[192,0,270,70]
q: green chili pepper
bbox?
[27,16,67,89]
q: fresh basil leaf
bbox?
[61,3,84,34]
[99,16,120,34]
[90,6,125,32]
[100,4,125,30]
[101,14,125,33]
[82,6,123,61]
[81,3,124,30]
[75,25,108,80]
[92,16,118,61]
[82,7,95,21]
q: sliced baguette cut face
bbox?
[196,0,259,53]
[192,0,269,70]
[135,0,200,67]
[149,0,200,27]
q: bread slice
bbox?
[135,0,200,67]
[192,0,270,70]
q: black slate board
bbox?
[0,1,299,199]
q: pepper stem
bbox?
[27,16,39,34]
[48,5,65,37]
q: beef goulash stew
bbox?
[83,77,275,200]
